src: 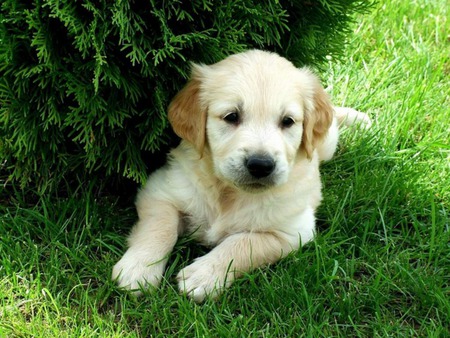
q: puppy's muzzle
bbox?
[245,155,275,179]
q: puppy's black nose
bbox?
[245,155,275,178]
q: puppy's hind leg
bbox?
[317,117,339,161]
[112,199,180,295]
[334,107,372,129]
[317,107,372,162]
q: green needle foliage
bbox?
[0,0,373,191]
[0,1,448,336]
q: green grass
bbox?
[1,0,449,336]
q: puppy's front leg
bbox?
[177,231,297,302]
[112,200,180,294]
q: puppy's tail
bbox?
[334,107,372,129]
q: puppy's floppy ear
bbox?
[300,71,334,159]
[168,65,207,154]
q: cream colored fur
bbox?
[112,50,371,302]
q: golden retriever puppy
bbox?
[112,50,370,302]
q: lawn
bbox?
[1,0,449,336]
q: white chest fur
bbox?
[156,142,322,245]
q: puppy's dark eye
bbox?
[223,112,240,125]
[281,116,295,128]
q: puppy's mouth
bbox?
[236,180,275,192]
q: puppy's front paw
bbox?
[112,249,165,295]
[176,256,234,302]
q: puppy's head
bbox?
[168,50,333,192]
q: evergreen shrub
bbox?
[0,0,373,192]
